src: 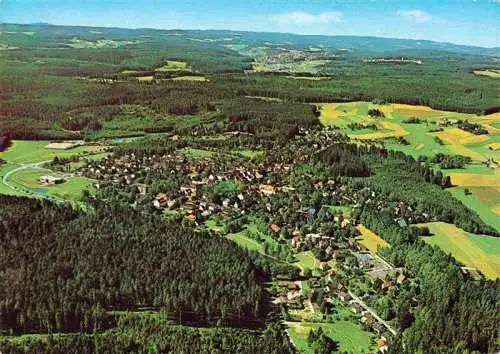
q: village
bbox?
[75,129,426,353]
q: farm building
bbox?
[39,175,65,185]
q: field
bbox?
[169,75,209,81]
[447,187,500,231]
[0,140,106,200]
[318,102,500,162]
[418,222,500,279]
[473,69,500,78]
[287,321,376,354]
[356,225,390,253]
[155,60,190,72]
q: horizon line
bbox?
[2,21,498,50]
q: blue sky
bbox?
[0,0,498,47]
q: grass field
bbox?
[0,140,106,199]
[183,148,215,158]
[226,233,263,252]
[295,251,321,275]
[447,187,500,231]
[287,321,376,354]
[356,225,390,253]
[155,60,190,72]
[418,222,500,279]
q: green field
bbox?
[0,140,105,200]
[155,60,190,72]
[448,187,500,231]
[295,251,320,274]
[418,222,500,279]
[288,321,376,354]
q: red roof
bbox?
[271,224,281,233]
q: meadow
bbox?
[287,321,376,354]
[418,222,500,279]
[0,140,106,200]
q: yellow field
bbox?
[136,76,154,81]
[488,143,500,151]
[432,127,474,141]
[448,172,499,187]
[418,222,500,279]
[318,103,343,125]
[356,225,390,253]
[415,143,424,150]
[473,69,500,78]
[459,134,490,146]
[350,121,408,140]
[169,76,209,82]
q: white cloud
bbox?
[397,10,432,23]
[271,11,344,25]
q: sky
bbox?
[0,0,498,48]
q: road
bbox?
[348,290,397,335]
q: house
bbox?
[39,175,64,185]
[291,235,301,247]
[153,193,169,209]
[271,224,281,233]
[338,292,351,302]
[319,262,331,271]
[259,184,276,195]
[396,273,406,285]
[136,183,147,195]
[351,303,364,314]
[395,218,408,228]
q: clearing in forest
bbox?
[287,321,376,354]
[418,222,500,279]
[155,60,190,72]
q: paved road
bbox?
[348,290,397,335]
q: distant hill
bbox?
[1,22,498,56]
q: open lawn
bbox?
[287,321,376,354]
[418,222,500,279]
[295,251,320,275]
[356,225,390,253]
